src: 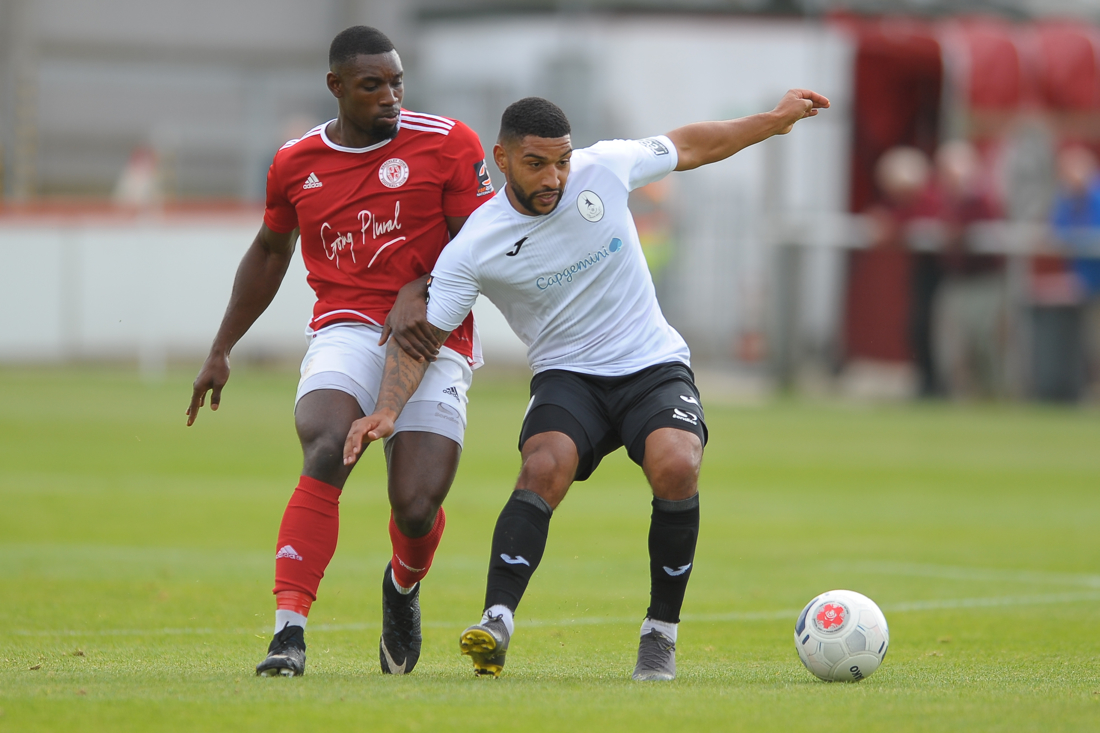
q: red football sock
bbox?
[272,475,341,602]
[275,590,313,616]
[389,507,446,589]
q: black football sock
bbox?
[647,494,700,623]
[483,489,553,612]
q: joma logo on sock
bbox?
[663,563,692,576]
[500,554,530,566]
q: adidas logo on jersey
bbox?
[442,386,459,400]
[276,545,304,561]
[302,172,323,190]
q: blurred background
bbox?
[2,0,1100,404]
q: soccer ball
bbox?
[794,589,889,682]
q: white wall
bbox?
[0,17,857,370]
[417,16,855,360]
[0,213,527,367]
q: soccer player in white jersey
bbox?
[186,27,493,677]
[343,90,829,680]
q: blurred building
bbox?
[2,0,1100,398]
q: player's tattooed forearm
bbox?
[376,325,452,418]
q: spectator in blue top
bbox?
[1050,145,1100,396]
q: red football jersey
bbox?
[264,110,494,363]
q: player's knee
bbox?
[390,493,440,536]
[645,446,700,500]
[521,447,573,485]
[300,431,349,482]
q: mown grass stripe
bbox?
[13,590,1100,638]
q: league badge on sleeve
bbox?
[379,158,409,189]
[637,137,670,156]
[474,159,494,196]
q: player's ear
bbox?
[492,143,508,175]
[326,70,344,98]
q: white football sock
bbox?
[483,604,515,636]
[391,574,418,595]
[275,609,308,636]
[641,617,677,643]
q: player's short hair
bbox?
[498,97,571,144]
[329,26,395,69]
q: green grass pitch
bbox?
[1,365,1099,732]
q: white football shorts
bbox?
[295,322,473,447]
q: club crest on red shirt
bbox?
[379,158,409,188]
[814,602,847,631]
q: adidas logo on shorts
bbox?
[302,172,323,190]
[442,386,459,400]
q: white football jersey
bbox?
[426,135,691,376]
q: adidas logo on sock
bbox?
[276,545,304,561]
[302,172,323,190]
[442,386,459,400]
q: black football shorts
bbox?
[518,362,708,482]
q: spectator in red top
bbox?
[930,140,1005,399]
[869,146,942,397]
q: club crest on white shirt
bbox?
[379,158,409,188]
[576,190,604,222]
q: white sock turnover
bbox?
[275,609,308,636]
[391,573,418,595]
[640,617,678,643]
[483,604,515,636]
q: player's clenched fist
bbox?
[343,412,396,465]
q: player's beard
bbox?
[374,117,400,141]
[510,180,562,216]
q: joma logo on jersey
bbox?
[320,202,405,269]
[535,238,623,290]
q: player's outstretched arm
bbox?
[186,224,298,426]
[343,322,453,465]
[668,88,830,171]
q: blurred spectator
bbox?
[1050,145,1100,396]
[112,147,163,208]
[870,146,940,397]
[931,140,1006,399]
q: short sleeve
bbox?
[426,236,482,333]
[440,121,494,218]
[585,135,679,192]
[262,154,298,233]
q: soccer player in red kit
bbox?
[186,26,493,677]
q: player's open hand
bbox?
[343,412,396,465]
[186,352,230,426]
[773,89,830,135]
[379,277,441,363]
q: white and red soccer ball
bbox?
[794,590,889,682]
